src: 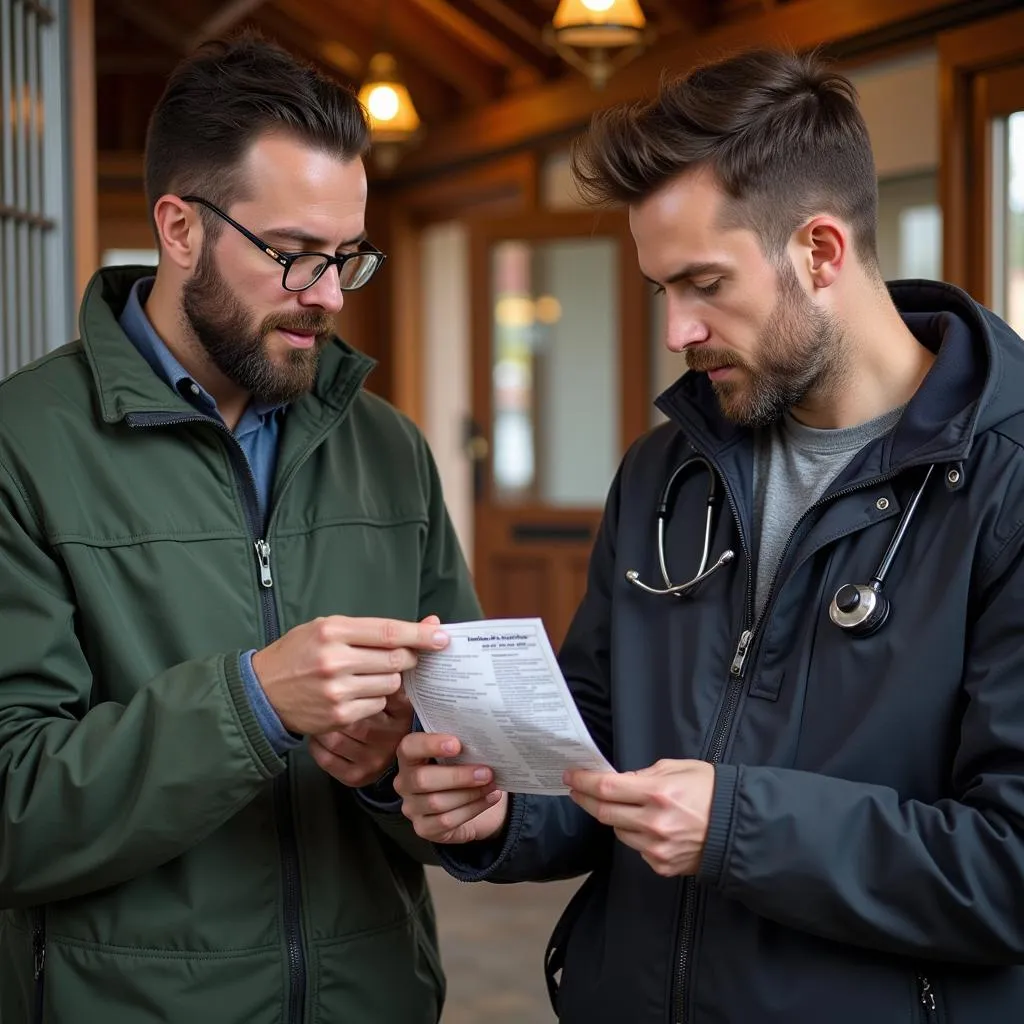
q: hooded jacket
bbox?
[442,281,1024,1024]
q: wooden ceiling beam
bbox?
[660,0,716,31]
[405,0,557,77]
[186,0,270,48]
[115,1,190,52]
[334,0,505,104]
[251,6,360,82]
[466,0,551,48]
[255,2,455,123]
[394,0,979,179]
[96,52,180,74]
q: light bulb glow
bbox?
[581,0,615,10]
[367,84,400,123]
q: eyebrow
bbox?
[263,227,368,251]
[642,261,731,287]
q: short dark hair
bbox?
[144,33,369,234]
[571,49,879,265]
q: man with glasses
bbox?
[0,34,478,1024]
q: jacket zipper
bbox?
[672,476,753,1024]
[917,975,938,1022]
[31,908,45,1023]
[125,411,305,1024]
[671,458,923,1024]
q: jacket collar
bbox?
[654,279,1021,476]
[78,265,375,424]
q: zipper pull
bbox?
[254,540,273,589]
[32,928,45,981]
[730,630,752,678]
[918,975,936,1013]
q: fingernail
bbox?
[486,790,501,803]
[442,740,458,755]
[473,768,490,781]
[433,631,449,647]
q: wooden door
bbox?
[468,210,649,650]
[940,6,1024,332]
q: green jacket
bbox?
[0,267,482,1023]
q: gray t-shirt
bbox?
[752,405,905,613]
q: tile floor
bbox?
[426,866,584,1024]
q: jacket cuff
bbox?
[697,763,738,888]
[355,762,403,812]
[223,650,286,776]
[240,649,303,755]
[436,792,526,881]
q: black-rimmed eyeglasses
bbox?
[181,195,387,293]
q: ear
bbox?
[152,195,203,272]
[790,216,847,290]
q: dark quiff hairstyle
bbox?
[571,48,879,266]
[144,32,370,236]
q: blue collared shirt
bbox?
[119,277,300,754]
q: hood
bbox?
[654,279,1024,469]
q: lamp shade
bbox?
[552,0,646,48]
[357,52,420,144]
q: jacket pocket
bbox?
[31,907,45,1024]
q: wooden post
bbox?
[70,0,98,305]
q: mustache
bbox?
[684,347,743,373]
[261,312,336,337]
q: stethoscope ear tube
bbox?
[625,454,735,597]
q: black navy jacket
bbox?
[441,281,1024,1023]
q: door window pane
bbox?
[491,238,619,506]
[1005,111,1024,336]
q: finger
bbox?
[309,735,354,768]
[397,732,461,765]
[408,793,503,838]
[330,695,389,727]
[340,672,404,700]
[635,758,692,777]
[404,784,499,818]
[324,616,450,651]
[419,614,441,626]
[396,762,494,797]
[310,739,390,787]
[314,731,370,759]
[612,826,652,855]
[568,790,650,830]
[333,647,419,676]
[385,687,413,718]
[564,769,649,805]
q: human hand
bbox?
[565,759,715,877]
[252,615,448,735]
[308,615,438,787]
[394,732,508,844]
[310,688,415,788]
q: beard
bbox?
[181,244,334,407]
[685,263,847,428]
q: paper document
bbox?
[403,618,613,795]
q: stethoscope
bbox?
[625,455,937,638]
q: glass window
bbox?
[491,238,619,506]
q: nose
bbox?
[665,297,710,353]
[298,265,345,315]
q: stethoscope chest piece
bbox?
[828,582,890,637]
